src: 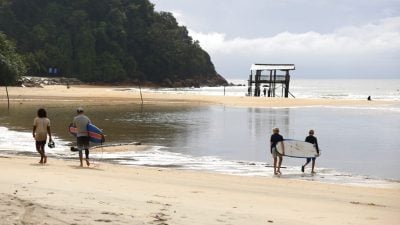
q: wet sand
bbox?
[1,85,398,108]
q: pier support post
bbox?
[284,71,290,98]
[248,74,252,96]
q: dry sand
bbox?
[1,85,400,225]
[1,156,399,225]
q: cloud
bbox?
[187,17,400,78]
[191,17,400,55]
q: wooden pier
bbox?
[248,64,295,98]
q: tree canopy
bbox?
[0,32,26,85]
[0,0,227,86]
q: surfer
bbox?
[32,108,52,164]
[270,128,284,175]
[301,130,319,174]
[73,107,91,167]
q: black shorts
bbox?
[36,141,46,147]
[77,136,90,149]
[306,157,316,163]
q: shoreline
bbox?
[0,140,399,189]
[1,85,399,184]
[1,155,399,225]
[1,85,399,108]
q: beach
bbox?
[1,85,400,225]
[1,156,399,225]
[1,85,398,108]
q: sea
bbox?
[1,79,399,188]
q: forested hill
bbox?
[0,0,227,86]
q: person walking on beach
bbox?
[73,107,91,167]
[301,129,319,174]
[32,108,52,164]
[270,128,284,175]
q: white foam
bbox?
[89,148,397,188]
[0,127,71,154]
[1,126,398,188]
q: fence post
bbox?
[6,86,10,110]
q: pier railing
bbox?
[250,75,287,83]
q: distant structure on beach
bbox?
[248,64,295,98]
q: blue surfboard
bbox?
[69,123,105,143]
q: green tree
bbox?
[74,28,96,81]
[95,51,126,82]
[0,0,227,86]
[0,32,26,85]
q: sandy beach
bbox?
[1,85,400,225]
[1,156,399,225]
[1,85,398,108]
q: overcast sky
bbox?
[151,0,400,79]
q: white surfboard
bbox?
[275,139,319,158]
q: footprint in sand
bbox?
[94,219,112,223]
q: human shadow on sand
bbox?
[29,163,50,167]
[68,165,104,171]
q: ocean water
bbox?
[136,78,400,100]
[1,84,400,188]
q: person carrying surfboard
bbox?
[301,129,319,174]
[73,107,91,167]
[270,128,284,175]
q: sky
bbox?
[151,0,400,79]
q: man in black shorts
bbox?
[73,107,91,167]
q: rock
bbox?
[18,76,83,87]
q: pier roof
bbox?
[250,64,295,71]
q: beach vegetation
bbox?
[0,0,227,86]
[0,32,26,85]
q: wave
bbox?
[0,126,398,188]
[89,148,398,188]
[111,78,400,101]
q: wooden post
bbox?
[254,71,257,96]
[255,70,261,96]
[5,86,10,110]
[248,74,252,96]
[268,70,272,97]
[273,70,277,97]
[138,80,143,105]
[284,70,290,98]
